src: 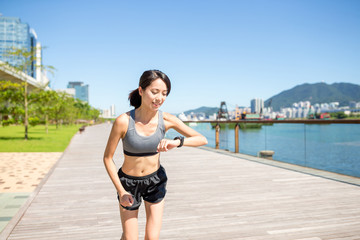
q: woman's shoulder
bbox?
[162,111,182,125]
[112,112,131,138]
[114,111,131,127]
[162,111,176,121]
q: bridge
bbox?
[0,60,49,90]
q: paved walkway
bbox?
[2,123,360,239]
[0,152,62,232]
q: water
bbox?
[165,123,360,178]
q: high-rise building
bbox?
[110,104,115,117]
[67,81,89,103]
[0,16,41,79]
[250,98,264,114]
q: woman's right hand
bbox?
[119,192,134,207]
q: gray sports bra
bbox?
[122,109,165,156]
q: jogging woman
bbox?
[103,70,207,240]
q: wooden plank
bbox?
[5,123,360,239]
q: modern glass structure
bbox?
[67,81,89,103]
[0,16,39,78]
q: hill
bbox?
[183,106,219,117]
[264,82,360,111]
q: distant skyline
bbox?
[1,0,359,114]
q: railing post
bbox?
[235,123,239,153]
[215,123,220,149]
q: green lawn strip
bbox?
[0,124,81,152]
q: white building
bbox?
[110,104,116,117]
[101,109,111,118]
[329,102,339,109]
[321,103,330,111]
[281,107,293,119]
[100,104,116,118]
[208,113,217,120]
[250,98,264,113]
[178,113,188,121]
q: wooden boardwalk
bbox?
[4,123,360,240]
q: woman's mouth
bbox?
[153,102,161,108]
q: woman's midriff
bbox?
[121,153,160,177]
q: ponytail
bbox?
[128,88,141,109]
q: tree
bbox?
[73,99,100,122]
[0,47,55,139]
[0,81,24,124]
[89,108,101,122]
[33,90,59,133]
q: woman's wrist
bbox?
[173,136,184,147]
[118,189,127,196]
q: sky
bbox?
[1,0,360,114]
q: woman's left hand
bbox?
[157,139,180,152]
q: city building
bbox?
[110,104,116,117]
[329,102,339,109]
[0,15,49,88]
[100,104,117,118]
[67,81,89,103]
[250,98,264,114]
[100,109,111,118]
[234,106,251,119]
[350,101,360,109]
[178,113,188,121]
[1,16,37,78]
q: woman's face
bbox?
[139,78,168,110]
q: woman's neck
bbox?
[135,106,157,124]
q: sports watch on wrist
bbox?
[173,136,184,148]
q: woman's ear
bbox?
[138,87,143,97]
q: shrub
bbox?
[2,118,15,126]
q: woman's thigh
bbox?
[144,200,165,240]
[119,203,139,240]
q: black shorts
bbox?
[117,165,167,211]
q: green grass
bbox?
[0,124,81,152]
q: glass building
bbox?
[0,16,38,78]
[67,82,89,103]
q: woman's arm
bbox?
[103,113,133,207]
[157,112,208,152]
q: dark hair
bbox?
[128,70,171,108]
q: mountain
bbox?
[183,106,219,117]
[264,82,360,111]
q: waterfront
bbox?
[166,123,360,178]
[4,123,360,239]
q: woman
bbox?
[103,70,208,240]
